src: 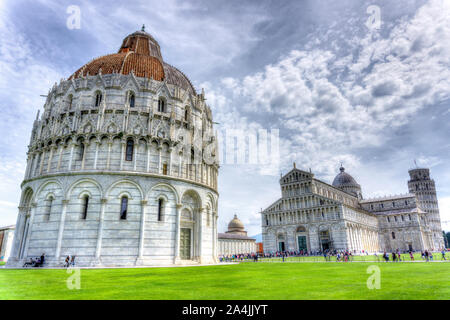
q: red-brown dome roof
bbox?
[69,29,196,94]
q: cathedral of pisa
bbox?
[7,28,219,267]
[261,164,445,253]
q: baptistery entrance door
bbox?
[180,228,191,260]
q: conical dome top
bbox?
[69,27,196,94]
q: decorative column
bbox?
[168,147,173,175]
[9,208,25,261]
[93,198,107,265]
[46,145,55,173]
[93,140,100,170]
[22,203,37,259]
[136,200,147,265]
[173,203,182,264]
[146,143,151,172]
[119,140,125,170]
[81,142,88,170]
[197,208,204,263]
[30,153,38,178]
[56,143,64,172]
[106,141,112,169]
[68,143,75,171]
[212,212,218,262]
[55,199,69,262]
[39,149,46,175]
[157,146,162,174]
[178,152,182,177]
[24,154,32,180]
[133,141,138,171]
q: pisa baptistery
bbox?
[7,27,219,267]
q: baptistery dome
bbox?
[69,29,196,95]
[332,166,362,198]
[7,28,219,268]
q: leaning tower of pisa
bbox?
[7,28,220,267]
[408,168,444,249]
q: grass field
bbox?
[0,262,5,266]
[253,252,448,263]
[0,262,449,300]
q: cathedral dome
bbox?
[227,215,245,234]
[226,215,247,236]
[332,166,362,198]
[332,166,359,187]
[69,27,196,95]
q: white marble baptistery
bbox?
[7,28,219,267]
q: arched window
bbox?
[95,92,102,107]
[126,139,134,161]
[82,195,89,219]
[45,196,54,221]
[184,107,189,121]
[128,92,135,108]
[162,163,168,175]
[79,143,85,161]
[158,98,165,112]
[120,196,128,220]
[392,232,396,239]
[158,198,164,221]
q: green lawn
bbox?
[254,252,448,263]
[0,262,5,266]
[0,262,449,300]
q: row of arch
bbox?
[24,135,218,190]
[65,91,192,120]
[20,178,217,211]
[12,178,218,263]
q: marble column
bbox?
[197,208,204,262]
[173,203,182,264]
[93,140,100,169]
[68,143,75,171]
[119,141,125,170]
[22,203,37,259]
[9,208,25,261]
[136,200,147,265]
[146,143,151,172]
[55,199,69,262]
[93,198,107,265]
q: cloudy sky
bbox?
[0,0,449,236]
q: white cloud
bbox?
[209,0,450,180]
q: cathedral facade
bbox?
[7,28,219,267]
[261,164,444,253]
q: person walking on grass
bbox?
[442,249,447,261]
[409,251,414,261]
[64,256,70,268]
